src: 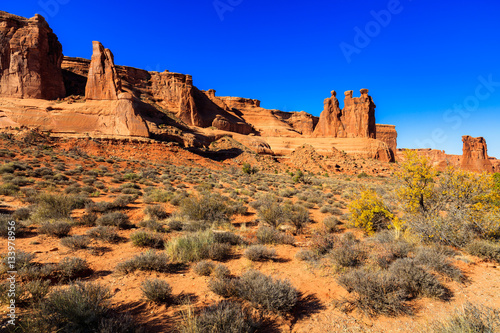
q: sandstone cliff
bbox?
[0,11,65,99]
[461,136,494,173]
[376,124,397,160]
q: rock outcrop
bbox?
[376,124,397,160]
[313,89,376,139]
[313,90,344,137]
[342,89,376,138]
[85,41,121,100]
[461,136,494,173]
[0,11,65,99]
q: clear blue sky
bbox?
[4,0,500,157]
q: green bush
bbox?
[180,194,232,224]
[130,231,164,249]
[141,279,172,304]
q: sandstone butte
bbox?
[0,11,497,172]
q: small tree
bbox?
[348,189,397,235]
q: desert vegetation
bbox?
[0,134,498,332]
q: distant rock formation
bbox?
[376,124,397,160]
[461,136,494,173]
[0,11,65,99]
[342,89,376,138]
[313,89,376,139]
[312,91,344,137]
[85,41,121,100]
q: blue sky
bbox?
[4,0,500,157]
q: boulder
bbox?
[0,11,65,99]
[461,136,494,173]
[85,41,121,100]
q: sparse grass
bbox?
[130,230,164,249]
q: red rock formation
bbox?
[397,148,461,170]
[376,124,397,160]
[273,111,318,136]
[461,136,494,173]
[0,11,65,99]
[85,41,121,100]
[342,89,376,138]
[313,90,344,137]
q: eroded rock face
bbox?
[342,89,376,138]
[0,11,65,99]
[85,41,121,100]
[376,124,397,160]
[313,90,344,137]
[313,89,376,139]
[461,136,494,173]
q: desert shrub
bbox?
[77,212,98,226]
[292,170,312,184]
[329,236,366,268]
[144,204,168,220]
[309,232,336,255]
[170,191,189,206]
[213,231,244,245]
[425,302,500,333]
[165,231,232,263]
[348,189,397,235]
[13,207,31,221]
[213,264,230,279]
[1,250,35,274]
[167,218,183,231]
[86,226,121,243]
[40,282,112,332]
[60,235,90,250]
[180,193,232,224]
[24,279,51,303]
[112,194,135,208]
[414,247,463,281]
[295,249,319,262]
[57,257,91,280]
[0,215,24,238]
[39,220,72,238]
[141,279,172,304]
[256,226,294,245]
[337,268,409,317]
[130,230,164,249]
[244,245,277,262]
[116,250,172,274]
[389,258,447,299]
[182,301,258,333]
[193,260,215,276]
[256,195,288,228]
[323,216,341,233]
[287,204,310,234]
[466,240,500,263]
[208,277,240,298]
[242,163,258,175]
[0,183,19,196]
[138,219,166,232]
[143,189,172,203]
[237,270,298,314]
[96,212,131,229]
[33,193,87,220]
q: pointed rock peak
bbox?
[85,41,122,100]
